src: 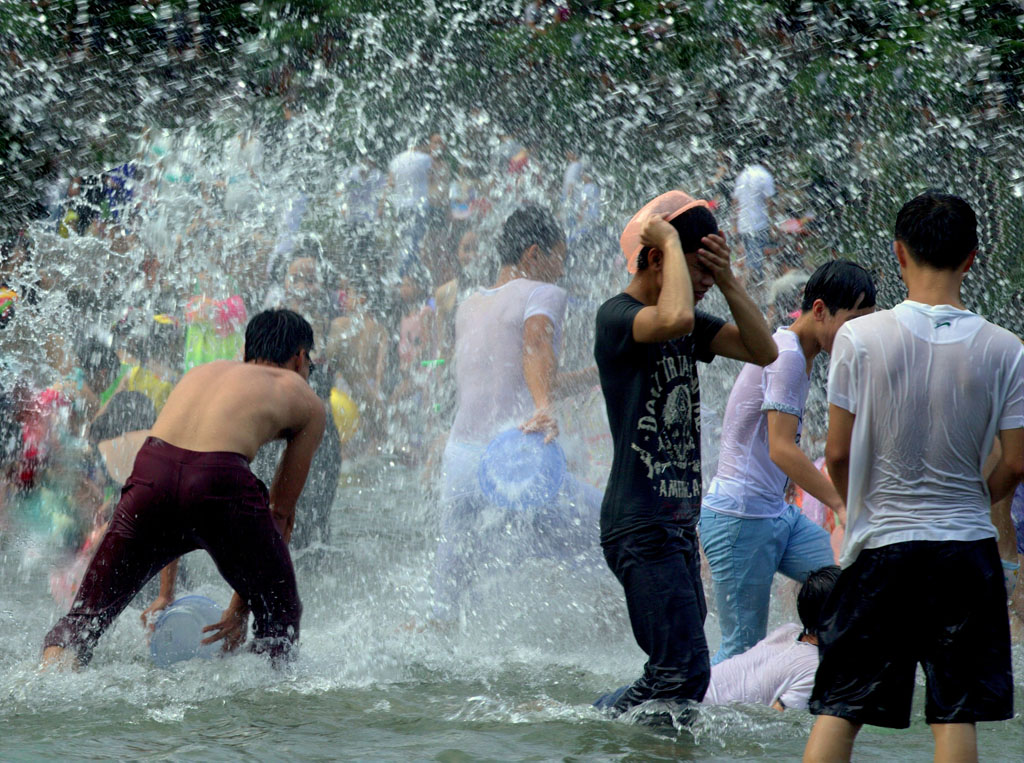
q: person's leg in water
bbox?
[431,492,483,625]
[43,462,195,667]
[803,715,862,762]
[698,508,779,664]
[190,463,302,661]
[930,724,978,763]
[601,524,710,718]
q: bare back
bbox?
[150,360,320,461]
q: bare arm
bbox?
[768,410,845,518]
[824,404,855,514]
[987,428,1024,505]
[989,429,1024,561]
[140,559,179,629]
[631,215,696,343]
[269,384,327,543]
[702,235,777,366]
[521,314,558,442]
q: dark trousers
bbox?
[602,523,711,713]
[44,437,301,664]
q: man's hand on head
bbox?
[638,213,680,254]
[697,233,736,285]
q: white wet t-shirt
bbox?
[828,300,1024,568]
[704,328,810,518]
[703,623,819,710]
[449,279,567,446]
[732,163,776,235]
[388,149,432,212]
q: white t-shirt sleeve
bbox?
[998,347,1024,431]
[776,658,817,710]
[761,347,807,418]
[523,283,568,328]
[827,325,858,414]
[762,170,776,199]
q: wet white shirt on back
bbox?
[704,623,819,710]
[828,300,1024,568]
[704,328,810,518]
[449,279,567,446]
[732,163,776,235]
[388,149,432,212]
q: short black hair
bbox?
[497,204,564,267]
[244,308,314,364]
[636,206,719,270]
[894,192,978,271]
[797,565,841,638]
[76,338,120,387]
[801,260,877,313]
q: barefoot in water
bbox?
[41,646,79,672]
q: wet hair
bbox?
[497,204,564,267]
[76,338,120,388]
[797,565,841,639]
[636,206,719,270]
[244,309,314,364]
[801,260,877,313]
[894,192,978,271]
[88,390,156,444]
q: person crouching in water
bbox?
[42,309,326,669]
[593,191,777,717]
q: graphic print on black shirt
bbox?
[594,293,725,542]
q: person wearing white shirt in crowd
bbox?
[431,204,602,624]
[385,134,439,265]
[804,192,1024,763]
[704,565,840,711]
[700,260,876,665]
[732,162,776,283]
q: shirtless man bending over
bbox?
[42,309,326,668]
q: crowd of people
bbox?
[1,122,1022,762]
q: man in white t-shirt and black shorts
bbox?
[804,193,1024,762]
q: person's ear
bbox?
[648,249,664,271]
[812,298,828,321]
[892,239,909,269]
[961,248,978,275]
[522,243,540,267]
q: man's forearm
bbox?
[719,279,776,364]
[158,560,179,601]
[991,493,1018,559]
[825,455,850,508]
[773,443,843,511]
[987,457,1023,504]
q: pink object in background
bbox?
[213,295,247,338]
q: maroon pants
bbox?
[44,437,301,665]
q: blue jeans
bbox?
[699,504,833,664]
[601,523,710,713]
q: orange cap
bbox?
[620,190,710,273]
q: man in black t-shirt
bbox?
[593,191,777,717]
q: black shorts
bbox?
[810,538,1012,728]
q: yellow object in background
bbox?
[330,387,360,443]
[125,366,174,411]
